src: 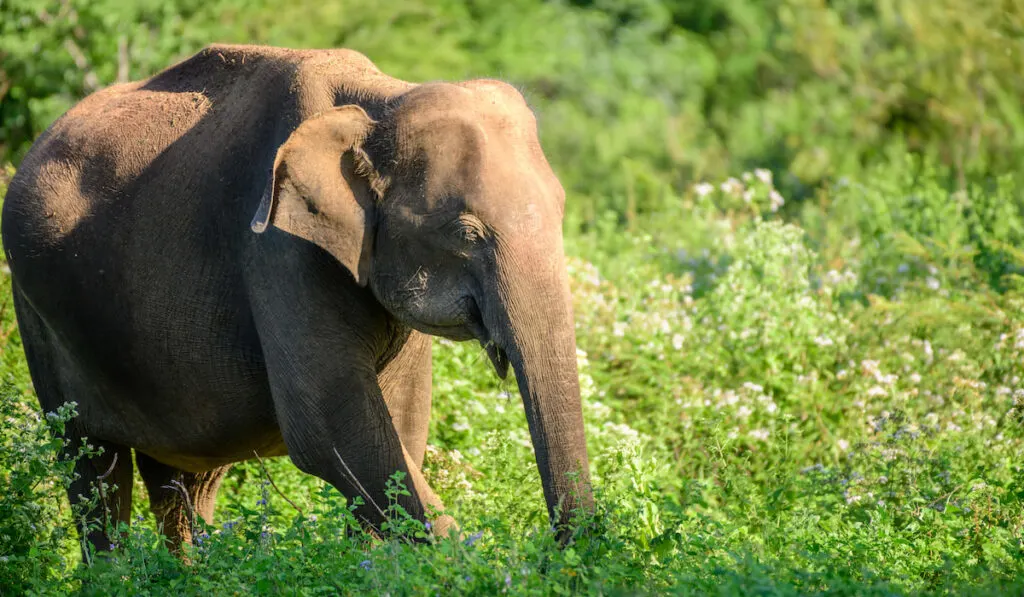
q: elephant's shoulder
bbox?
[289,49,415,110]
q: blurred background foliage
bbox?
[2,0,1023,228]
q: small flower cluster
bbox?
[691,168,785,214]
[422,444,483,498]
[676,381,779,442]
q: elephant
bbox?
[1,44,593,554]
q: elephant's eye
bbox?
[455,214,487,243]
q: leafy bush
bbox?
[0,390,78,593]
[803,154,1024,299]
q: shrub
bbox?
[0,390,79,593]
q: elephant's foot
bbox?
[429,513,459,540]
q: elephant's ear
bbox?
[251,105,387,286]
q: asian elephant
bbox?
[1,44,592,554]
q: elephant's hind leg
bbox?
[136,453,230,550]
[13,290,134,556]
[68,440,134,556]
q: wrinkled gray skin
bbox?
[1,45,592,553]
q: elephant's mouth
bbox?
[462,295,510,380]
[484,341,510,380]
[416,319,509,379]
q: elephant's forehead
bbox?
[389,83,563,221]
[394,84,534,151]
[405,126,555,216]
[397,80,531,119]
[395,107,530,159]
[397,115,538,189]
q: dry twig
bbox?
[253,450,305,517]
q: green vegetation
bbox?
[1,1,1023,594]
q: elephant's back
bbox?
[0,48,297,419]
[2,44,405,252]
[2,44,309,289]
[3,83,208,253]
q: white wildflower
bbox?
[749,428,770,441]
[754,168,772,185]
[875,372,898,385]
[602,421,640,440]
[693,182,714,198]
[720,177,744,197]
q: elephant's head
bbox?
[251,81,593,534]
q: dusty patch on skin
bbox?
[22,159,85,240]
[21,87,212,240]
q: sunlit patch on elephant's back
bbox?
[31,89,213,241]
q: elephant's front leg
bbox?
[266,356,452,537]
[248,242,454,537]
[379,330,433,469]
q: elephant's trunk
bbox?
[489,241,594,537]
